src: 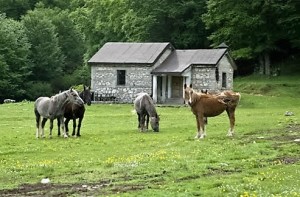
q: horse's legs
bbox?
[77,117,83,137]
[145,114,149,130]
[57,118,61,136]
[60,116,68,138]
[226,109,235,136]
[194,115,201,138]
[198,114,206,139]
[41,118,47,138]
[140,114,146,131]
[49,119,53,138]
[72,118,76,136]
[137,113,141,130]
[35,114,41,138]
[64,118,70,137]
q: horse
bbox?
[34,88,84,138]
[57,86,92,137]
[134,93,160,132]
[184,85,241,139]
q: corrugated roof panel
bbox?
[152,49,227,74]
[88,42,170,64]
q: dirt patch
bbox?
[243,123,300,144]
[0,171,169,196]
[0,180,145,197]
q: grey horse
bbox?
[134,93,160,132]
[34,89,84,138]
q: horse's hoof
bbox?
[64,135,68,138]
[227,133,234,137]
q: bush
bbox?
[25,81,53,101]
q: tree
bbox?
[0,0,38,20]
[116,0,209,48]
[203,0,298,75]
[22,8,64,91]
[37,7,86,74]
[0,14,31,101]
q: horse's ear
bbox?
[184,84,187,89]
[190,84,192,88]
[84,85,86,90]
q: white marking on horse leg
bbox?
[227,128,234,137]
[63,126,68,138]
[199,128,205,139]
[36,128,39,138]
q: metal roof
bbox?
[88,42,171,64]
[151,49,227,74]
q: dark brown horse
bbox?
[58,86,92,137]
[184,84,241,139]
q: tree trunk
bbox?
[258,53,271,75]
[264,53,271,76]
[259,55,265,75]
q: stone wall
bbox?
[91,64,153,103]
[191,66,216,91]
[191,54,234,92]
[217,54,234,90]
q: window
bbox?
[222,72,227,88]
[117,70,126,85]
[215,68,219,82]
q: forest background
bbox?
[0,0,299,101]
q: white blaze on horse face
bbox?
[188,90,193,105]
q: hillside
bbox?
[234,75,300,97]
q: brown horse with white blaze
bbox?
[184,84,241,139]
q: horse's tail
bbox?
[235,92,241,105]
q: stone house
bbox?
[88,42,236,104]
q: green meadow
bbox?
[0,76,300,196]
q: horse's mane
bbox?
[190,90,203,104]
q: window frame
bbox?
[222,72,227,88]
[117,70,126,86]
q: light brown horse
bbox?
[184,84,241,139]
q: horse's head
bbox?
[183,84,193,105]
[80,86,92,106]
[150,114,160,132]
[187,89,204,107]
[66,88,84,105]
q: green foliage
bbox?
[24,81,53,100]
[35,6,86,74]
[22,8,64,82]
[203,0,300,60]
[1,0,300,101]
[0,14,31,100]
[0,0,38,20]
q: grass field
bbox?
[0,76,300,196]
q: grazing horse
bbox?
[58,86,92,137]
[34,89,84,138]
[134,93,160,132]
[184,85,241,139]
